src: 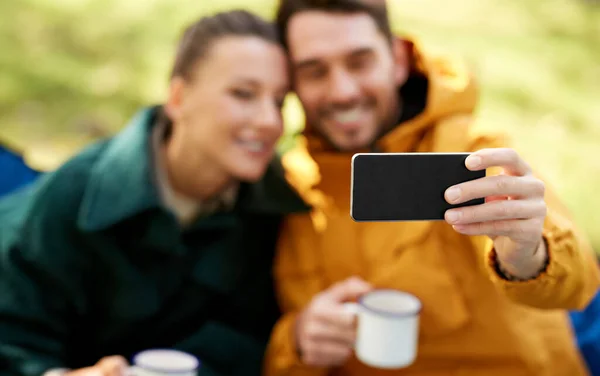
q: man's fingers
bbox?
[304,314,356,346]
[312,276,371,328]
[314,303,357,328]
[466,148,531,176]
[445,199,547,225]
[302,341,353,367]
[452,217,544,242]
[445,175,544,204]
[321,276,373,303]
[297,277,371,368]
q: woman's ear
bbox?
[392,37,410,87]
[164,76,186,122]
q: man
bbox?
[264,0,600,375]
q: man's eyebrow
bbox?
[294,58,323,71]
[349,47,376,58]
[294,47,377,70]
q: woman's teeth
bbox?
[238,139,266,152]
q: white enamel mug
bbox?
[345,289,422,369]
[128,349,200,376]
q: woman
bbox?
[0,10,309,376]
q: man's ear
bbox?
[392,37,410,87]
[164,76,186,122]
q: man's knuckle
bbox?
[304,323,319,340]
[495,176,510,192]
[494,203,512,219]
[535,179,546,196]
[310,299,328,313]
[506,148,519,162]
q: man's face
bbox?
[287,11,407,151]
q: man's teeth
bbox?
[333,108,362,123]
[239,140,265,152]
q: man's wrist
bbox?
[496,239,549,281]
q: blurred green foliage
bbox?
[0,0,599,249]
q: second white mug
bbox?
[345,289,421,369]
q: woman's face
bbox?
[165,36,289,186]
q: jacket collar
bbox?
[77,106,309,232]
[77,107,160,232]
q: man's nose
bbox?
[327,68,361,104]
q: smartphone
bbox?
[350,153,486,222]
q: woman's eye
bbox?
[231,89,255,100]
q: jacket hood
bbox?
[282,39,480,222]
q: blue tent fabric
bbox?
[570,289,600,375]
[0,144,41,196]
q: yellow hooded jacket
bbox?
[264,41,600,376]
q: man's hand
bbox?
[65,356,129,376]
[444,148,548,280]
[296,277,372,367]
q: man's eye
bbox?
[348,55,372,71]
[301,67,327,80]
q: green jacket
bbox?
[0,107,310,376]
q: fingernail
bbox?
[466,155,482,169]
[452,224,466,233]
[446,187,461,203]
[446,210,461,223]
